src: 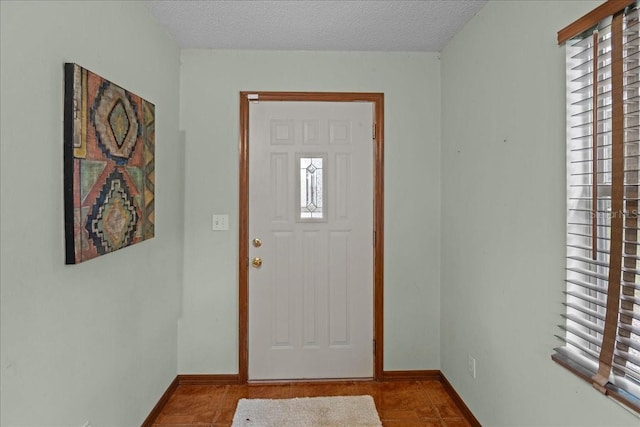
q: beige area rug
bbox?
[231,395,382,427]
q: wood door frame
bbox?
[239,92,384,383]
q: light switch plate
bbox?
[212,214,229,231]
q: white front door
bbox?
[248,101,374,380]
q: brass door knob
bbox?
[252,257,263,268]
[252,238,262,248]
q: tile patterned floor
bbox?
[151,380,472,427]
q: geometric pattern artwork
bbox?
[64,63,154,264]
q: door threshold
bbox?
[247,377,375,385]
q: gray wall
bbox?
[177,50,442,373]
[440,1,638,425]
[0,1,183,426]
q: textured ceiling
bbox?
[146,0,487,52]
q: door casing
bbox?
[238,92,384,383]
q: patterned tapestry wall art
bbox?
[64,63,155,264]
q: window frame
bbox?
[555,0,640,415]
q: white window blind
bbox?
[554,2,640,413]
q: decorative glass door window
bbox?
[298,156,326,220]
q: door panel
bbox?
[248,101,373,380]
